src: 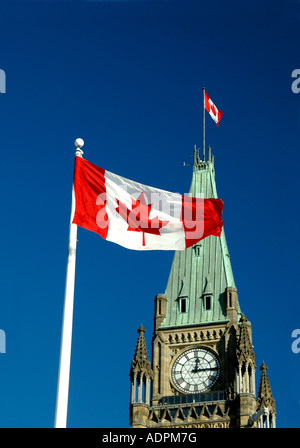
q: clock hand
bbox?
[191,358,200,373]
[193,366,219,372]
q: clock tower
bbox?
[129,147,276,428]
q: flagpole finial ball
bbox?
[75,138,84,148]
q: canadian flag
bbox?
[72,157,223,250]
[204,92,223,126]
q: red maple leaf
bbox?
[210,104,216,116]
[115,192,169,246]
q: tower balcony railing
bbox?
[157,391,225,408]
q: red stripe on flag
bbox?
[182,196,223,249]
[73,156,109,239]
[216,109,223,127]
[204,91,211,113]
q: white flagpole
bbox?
[54,138,84,428]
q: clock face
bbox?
[171,348,220,394]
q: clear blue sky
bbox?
[0,0,299,428]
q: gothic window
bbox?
[205,296,211,310]
[181,298,187,313]
[179,297,188,313]
[203,295,212,311]
[194,244,201,257]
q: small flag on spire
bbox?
[204,92,223,126]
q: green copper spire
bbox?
[160,147,237,328]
